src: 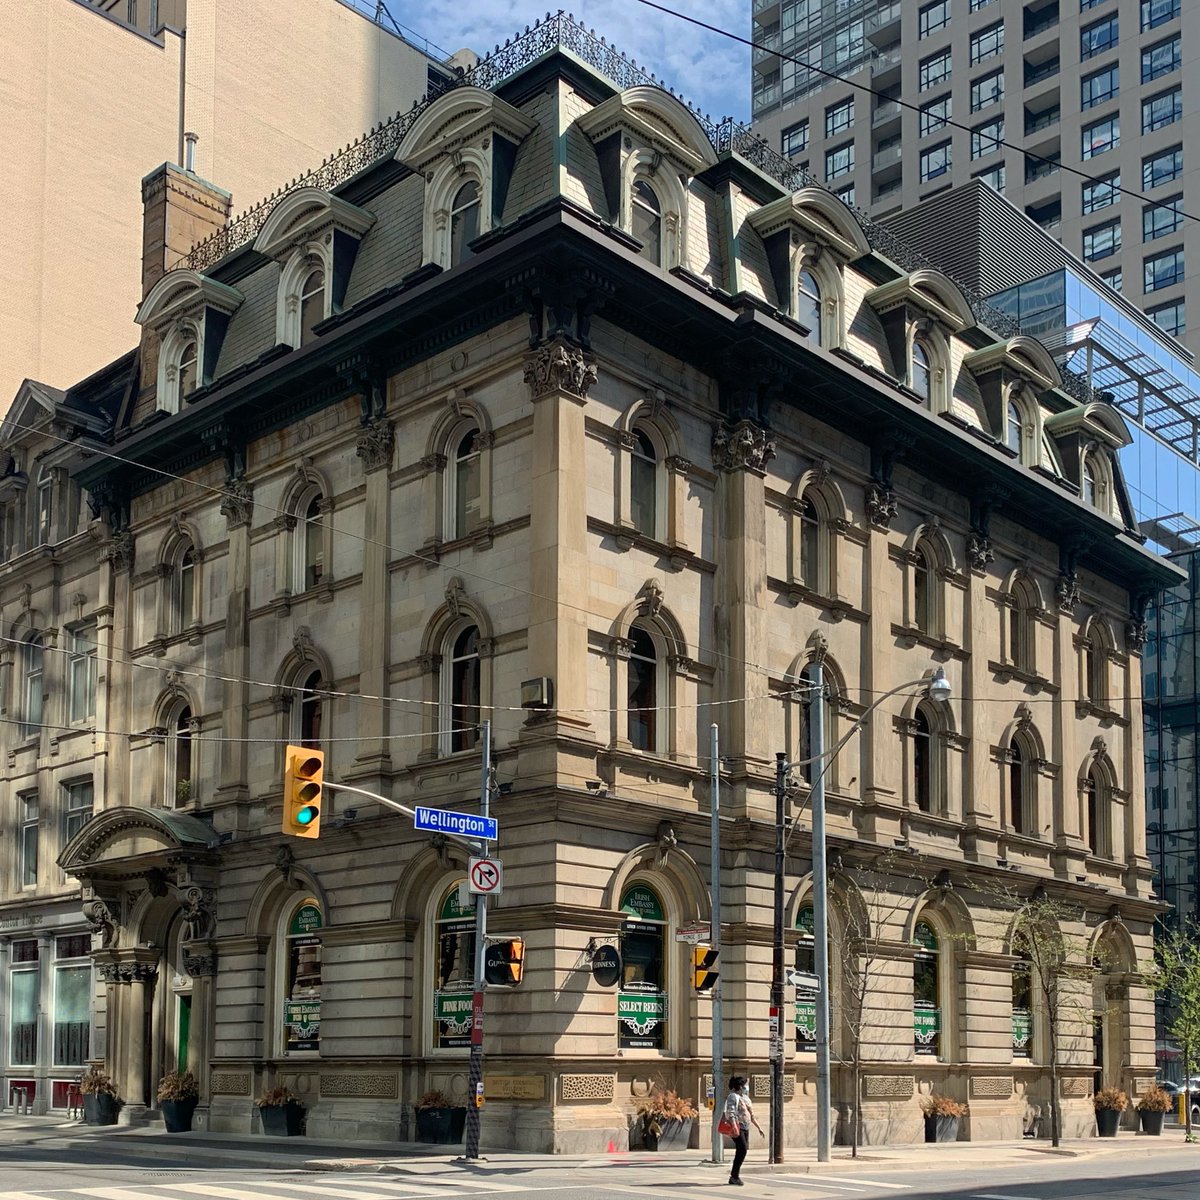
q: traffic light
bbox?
[283,744,324,838]
[693,944,719,993]
[484,938,525,986]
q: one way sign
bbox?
[468,856,504,895]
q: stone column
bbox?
[183,946,217,1093]
[1053,569,1082,848]
[34,933,52,1114]
[521,338,597,743]
[353,417,395,781]
[217,479,253,806]
[711,417,776,785]
[861,481,899,810]
[963,528,997,846]
[99,531,135,807]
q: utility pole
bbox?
[810,662,831,1162]
[770,751,786,1164]
[463,719,491,1160]
[709,723,724,1165]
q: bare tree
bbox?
[1145,920,1200,1143]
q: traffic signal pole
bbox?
[464,719,491,1160]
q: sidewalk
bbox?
[0,1113,1195,1177]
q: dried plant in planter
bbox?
[636,1087,699,1135]
[415,1089,457,1110]
[257,1086,301,1108]
[921,1093,966,1119]
[1136,1086,1173,1113]
[79,1068,118,1097]
[156,1070,199,1103]
[1093,1086,1128,1112]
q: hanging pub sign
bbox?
[591,943,621,988]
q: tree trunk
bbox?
[1048,1023,1061,1149]
[1185,1048,1193,1142]
[852,1058,861,1157]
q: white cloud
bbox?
[410,1,752,125]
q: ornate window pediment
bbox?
[747,187,869,263]
[136,270,243,413]
[397,87,537,270]
[866,269,975,332]
[963,337,1060,454]
[253,187,376,348]
[575,86,718,176]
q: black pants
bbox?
[730,1128,749,1179]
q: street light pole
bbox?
[464,718,491,1160]
[709,723,724,1165]
[810,661,831,1163]
[770,751,786,1164]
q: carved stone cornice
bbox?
[356,419,395,474]
[220,479,254,529]
[712,419,776,475]
[184,949,218,977]
[523,338,597,401]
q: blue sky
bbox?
[398,0,753,124]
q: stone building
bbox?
[0,15,1178,1149]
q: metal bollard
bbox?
[9,1086,29,1115]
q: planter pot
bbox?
[924,1114,959,1143]
[160,1098,197,1133]
[645,1117,694,1151]
[1139,1109,1165,1136]
[415,1106,466,1144]
[82,1094,119,1126]
[1095,1108,1121,1137]
[260,1101,305,1136]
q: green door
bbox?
[177,995,192,1073]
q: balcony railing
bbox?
[1024,56,1060,86]
[1025,106,1060,135]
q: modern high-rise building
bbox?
[0,0,465,409]
[749,0,1196,353]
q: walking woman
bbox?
[723,1074,762,1185]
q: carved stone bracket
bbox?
[180,885,217,942]
[1125,618,1148,653]
[82,896,118,948]
[220,479,254,529]
[966,532,994,573]
[711,419,776,474]
[184,949,218,977]
[104,530,135,572]
[1055,571,1080,614]
[356,419,395,474]
[865,483,898,529]
[523,337,598,401]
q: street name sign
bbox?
[414,806,498,841]
[675,922,711,943]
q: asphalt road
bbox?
[0,1144,1196,1200]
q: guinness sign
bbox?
[590,943,621,988]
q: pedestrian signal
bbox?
[283,744,324,838]
[484,938,525,986]
[693,944,719,992]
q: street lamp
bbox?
[769,666,951,1165]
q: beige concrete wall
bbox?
[0,0,439,410]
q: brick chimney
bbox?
[141,158,232,297]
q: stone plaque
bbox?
[320,1073,398,1098]
[211,1072,251,1095]
[1060,1077,1090,1098]
[560,1074,614,1101]
[863,1075,914,1099]
[751,1075,795,1100]
[487,1075,546,1100]
[970,1075,1014,1100]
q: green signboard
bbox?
[618,990,665,1049]
[795,998,817,1044]
[289,902,322,936]
[914,1003,940,1054]
[1012,1009,1032,1056]
[796,907,815,935]
[620,885,664,922]
[438,885,475,921]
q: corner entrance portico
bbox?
[58,808,220,1122]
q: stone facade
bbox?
[0,16,1176,1149]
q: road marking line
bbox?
[971,1194,1044,1200]
[812,1178,910,1190]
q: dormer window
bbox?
[1007,399,1023,455]
[299,268,326,345]
[912,339,933,405]
[1082,458,1098,506]
[798,270,823,345]
[450,181,482,266]
[632,180,663,265]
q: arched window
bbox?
[450,181,481,267]
[630,430,659,538]
[799,497,821,591]
[451,428,482,540]
[175,544,196,634]
[299,267,326,345]
[297,668,323,749]
[631,180,662,266]
[627,625,660,753]
[35,469,53,547]
[443,625,481,755]
[914,544,936,634]
[1084,625,1108,703]
[618,883,667,1050]
[798,270,823,345]
[166,704,193,806]
[433,881,475,1049]
[797,662,836,786]
[911,339,932,405]
[1084,766,1110,857]
[1007,399,1023,458]
[177,339,197,404]
[913,706,933,813]
[20,635,43,739]
[1008,739,1031,835]
[292,492,325,593]
[795,906,817,1052]
[913,921,941,1057]
[280,897,323,1054]
[1008,582,1036,673]
[1082,458,1097,507]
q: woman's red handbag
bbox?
[717,1115,738,1136]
